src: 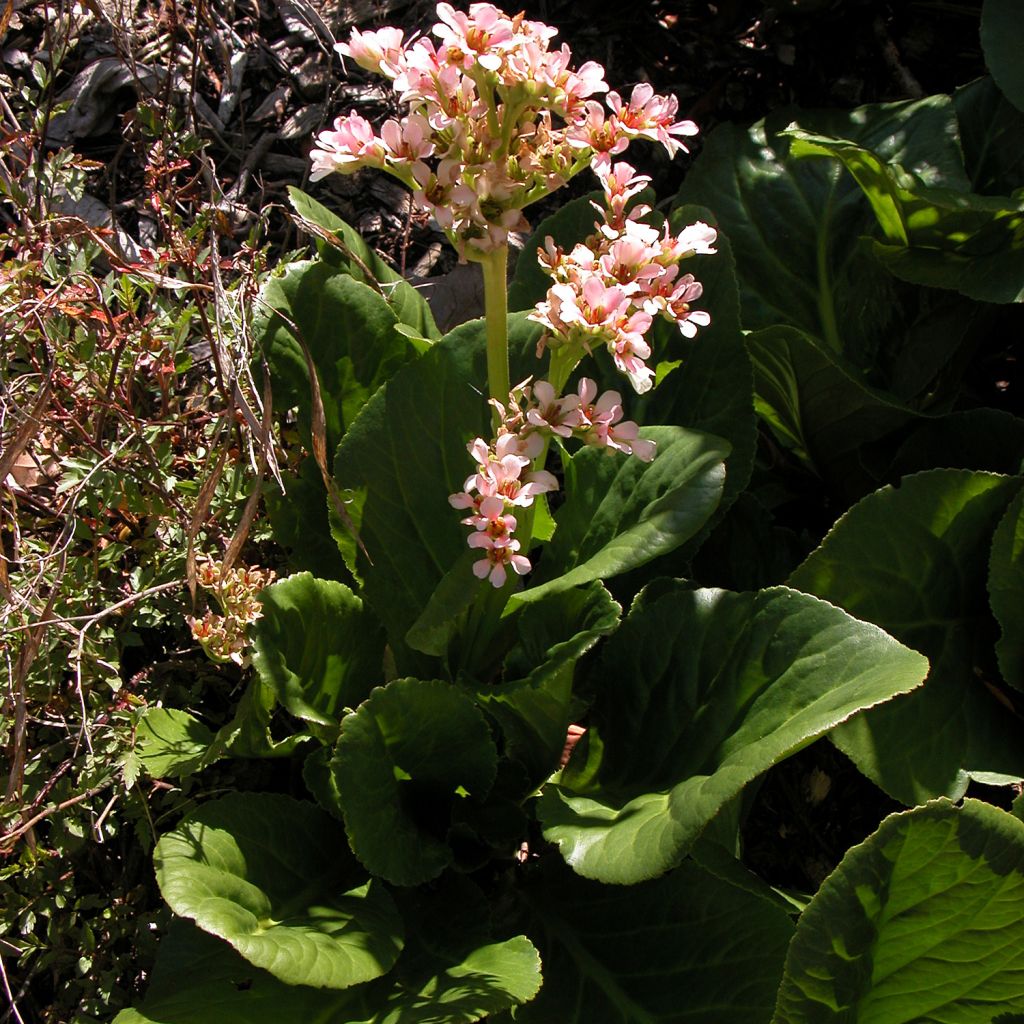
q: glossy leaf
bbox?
[676,97,965,351]
[331,678,498,886]
[747,324,915,476]
[214,678,310,760]
[538,581,928,884]
[511,425,729,607]
[790,469,1024,803]
[332,314,540,665]
[645,210,757,516]
[264,457,349,581]
[287,186,440,340]
[484,582,621,786]
[116,900,540,1024]
[518,858,794,1023]
[154,793,403,989]
[256,260,418,453]
[889,409,1024,479]
[785,125,1024,304]
[251,572,385,731]
[774,799,1024,1023]
[954,77,1024,195]
[990,489,1024,691]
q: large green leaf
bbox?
[747,324,916,478]
[517,857,794,1023]
[154,793,403,990]
[116,890,540,1024]
[212,677,311,760]
[954,77,1024,196]
[483,582,621,787]
[785,125,1024,304]
[332,314,540,664]
[331,678,499,886]
[982,0,1024,114]
[251,572,385,732]
[288,186,440,340]
[645,210,757,516]
[789,469,1024,804]
[676,97,965,353]
[256,260,419,454]
[511,426,729,607]
[538,581,928,884]
[990,489,1024,691]
[773,798,1024,1023]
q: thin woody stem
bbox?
[481,244,510,426]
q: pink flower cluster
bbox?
[529,160,718,393]
[449,376,654,586]
[310,3,697,256]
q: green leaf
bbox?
[954,77,1024,195]
[117,901,540,1024]
[137,708,217,779]
[213,677,310,760]
[790,469,1024,803]
[483,582,621,787]
[538,581,928,884]
[747,324,916,479]
[785,124,1024,304]
[252,572,385,732]
[405,549,484,658]
[511,426,729,607]
[333,314,541,665]
[154,793,403,989]
[646,210,757,517]
[889,409,1024,479]
[982,0,1024,114]
[331,678,499,886]
[518,857,794,1023]
[288,186,440,340]
[255,260,418,454]
[773,798,1024,1023]
[990,489,1024,691]
[676,97,966,352]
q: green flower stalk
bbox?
[311,1,715,588]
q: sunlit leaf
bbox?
[774,799,1024,1023]
[154,793,403,989]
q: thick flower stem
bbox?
[481,245,511,425]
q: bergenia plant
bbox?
[120,4,1024,1024]
[309,1,716,586]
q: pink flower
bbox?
[309,114,385,180]
[472,540,531,588]
[574,378,656,460]
[565,100,630,158]
[433,2,516,71]
[379,114,435,165]
[336,26,406,77]
[525,380,582,437]
[659,221,718,262]
[606,83,699,158]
